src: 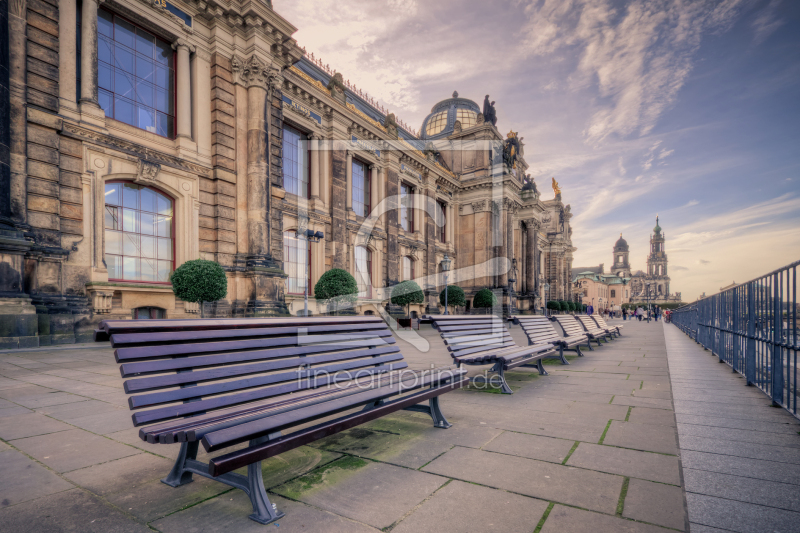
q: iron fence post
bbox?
[746,282,756,385]
[772,272,784,406]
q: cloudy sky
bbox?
[274,0,800,301]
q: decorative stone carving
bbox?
[523,218,540,230]
[453,120,462,134]
[471,200,487,212]
[136,159,160,184]
[232,55,279,90]
[89,289,114,314]
[184,301,199,314]
[384,113,399,139]
[326,72,346,103]
[172,38,196,53]
[476,112,485,125]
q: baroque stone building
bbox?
[0,0,574,347]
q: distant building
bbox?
[628,217,682,304]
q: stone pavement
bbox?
[664,324,800,533]
[0,317,730,532]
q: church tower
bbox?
[647,216,670,296]
[613,234,631,278]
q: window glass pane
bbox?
[355,246,371,297]
[115,96,135,125]
[115,18,136,49]
[155,87,170,113]
[135,30,154,58]
[123,183,139,208]
[140,187,156,213]
[98,9,113,36]
[282,231,308,294]
[141,235,156,258]
[99,36,113,64]
[140,213,155,235]
[123,256,139,280]
[138,105,155,133]
[99,89,113,117]
[122,208,139,233]
[123,233,140,256]
[155,39,172,66]
[158,238,172,260]
[99,62,113,91]
[106,254,121,278]
[352,161,366,217]
[156,215,172,237]
[282,127,308,198]
[157,194,172,215]
[136,57,154,84]
[157,260,172,282]
[156,112,172,138]
[155,65,170,90]
[104,206,118,230]
[114,46,134,74]
[140,257,156,281]
[105,230,121,254]
[115,71,134,99]
[105,183,120,205]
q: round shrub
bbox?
[314,269,358,314]
[391,280,424,316]
[568,301,577,312]
[473,288,498,309]
[439,285,466,309]
[171,259,228,318]
[546,300,560,311]
[559,300,569,312]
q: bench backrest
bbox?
[96,317,406,428]
[513,316,563,345]
[427,315,514,360]
[575,315,602,332]
[592,315,614,330]
[553,316,587,338]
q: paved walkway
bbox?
[664,324,800,533]
[0,317,792,532]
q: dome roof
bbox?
[614,234,629,251]
[420,91,481,140]
[653,216,662,234]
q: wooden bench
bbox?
[94,316,467,525]
[575,315,615,343]
[426,315,556,394]
[512,315,591,362]
[553,315,604,348]
[591,315,622,336]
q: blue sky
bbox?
[274,0,800,301]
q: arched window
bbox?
[403,256,414,281]
[282,125,309,198]
[105,181,173,282]
[283,230,310,295]
[355,246,372,298]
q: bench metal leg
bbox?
[405,396,452,428]
[558,346,570,365]
[472,362,514,394]
[161,436,285,525]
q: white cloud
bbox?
[752,0,784,44]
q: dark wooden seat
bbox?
[591,315,622,336]
[575,315,614,343]
[425,315,556,394]
[95,316,466,525]
[553,315,604,348]
[512,315,590,361]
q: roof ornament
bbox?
[452,90,459,98]
[551,177,562,199]
[482,95,497,126]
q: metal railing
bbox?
[671,260,799,419]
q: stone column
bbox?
[174,40,193,140]
[59,0,79,115]
[369,164,378,215]
[320,139,330,206]
[413,187,421,233]
[345,151,353,210]
[498,204,508,288]
[79,0,101,108]
[310,134,320,200]
[8,0,28,225]
[525,219,539,295]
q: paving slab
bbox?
[686,493,800,533]
[622,478,686,530]
[540,504,670,533]
[64,453,175,496]
[423,446,623,513]
[603,420,679,455]
[11,428,140,472]
[612,395,674,410]
[392,479,548,533]
[482,430,575,464]
[0,449,75,508]
[274,458,445,529]
[680,450,800,485]
[0,412,74,440]
[567,442,681,484]
[628,406,677,426]
[678,434,800,464]
[0,487,151,533]
[683,468,800,512]
[151,492,379,533]
[677,422,800,448]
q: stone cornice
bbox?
[231,54,281,90]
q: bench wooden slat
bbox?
[99,316,386,335]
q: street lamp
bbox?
[300,229,324,317]
[543,282,550,316]
[441,254,452,314]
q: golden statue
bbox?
[551,177,561,196]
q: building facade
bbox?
[0,0,574,347]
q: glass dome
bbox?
[420,91,481,140]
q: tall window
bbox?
[283,230,310,295]
[437,200,447,242]
[87,10,175,137]
[352,160,370,217]
[400,183,413,232]
[283,126,309,197]
[355,246,372,298]
[611,290,616,298]
[105,182,173,282]
[403,256,414,281]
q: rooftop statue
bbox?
[503,130,520,169]
[327,72,346,103]
[384,112,399,139]
[482,95,497,126]
[551,177,561,197]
